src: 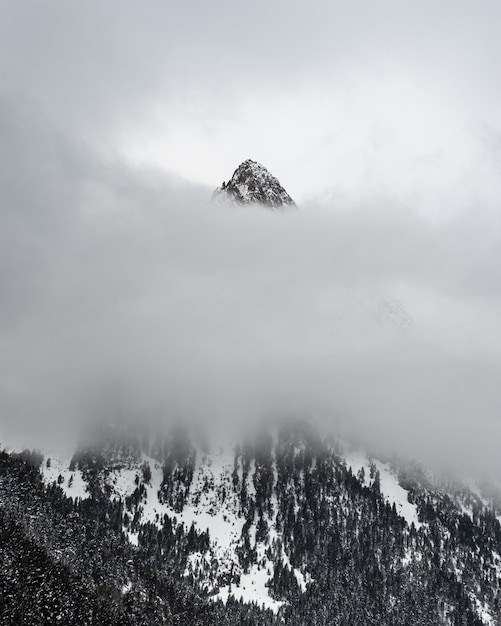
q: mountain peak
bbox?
[212,159,296,208]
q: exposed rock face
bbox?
[212,159,296,208]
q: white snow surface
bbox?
[41,455,89,501]
[41,435,501,619]
[39,442,308,613]
[216,558,282,613]
[11,419,501,622]
[344,447,422,529]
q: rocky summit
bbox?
[212,159,296,208]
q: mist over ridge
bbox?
[1,113,500,479]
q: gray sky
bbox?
[1,2,501,475]
[2,1,501,204]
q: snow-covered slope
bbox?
[343,447,422,529]
[42,441,302,613]
[38,423,501,623]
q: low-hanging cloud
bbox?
[1,108,501,479]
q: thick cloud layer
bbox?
[1,104,501,478]
[1,3,501,476]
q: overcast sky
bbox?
[3,1,501,204]
[1,2,501,476]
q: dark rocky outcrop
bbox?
[212,159,296,208]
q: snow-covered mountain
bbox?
[212,160,296,208]
[20,419,501,626]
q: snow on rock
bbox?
[212,159,296,209]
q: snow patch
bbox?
[344,448,422,529]
[41,456,89,501]
[216,561,283,614]
[471,594,496,626]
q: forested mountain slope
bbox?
[1,421,500,625]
